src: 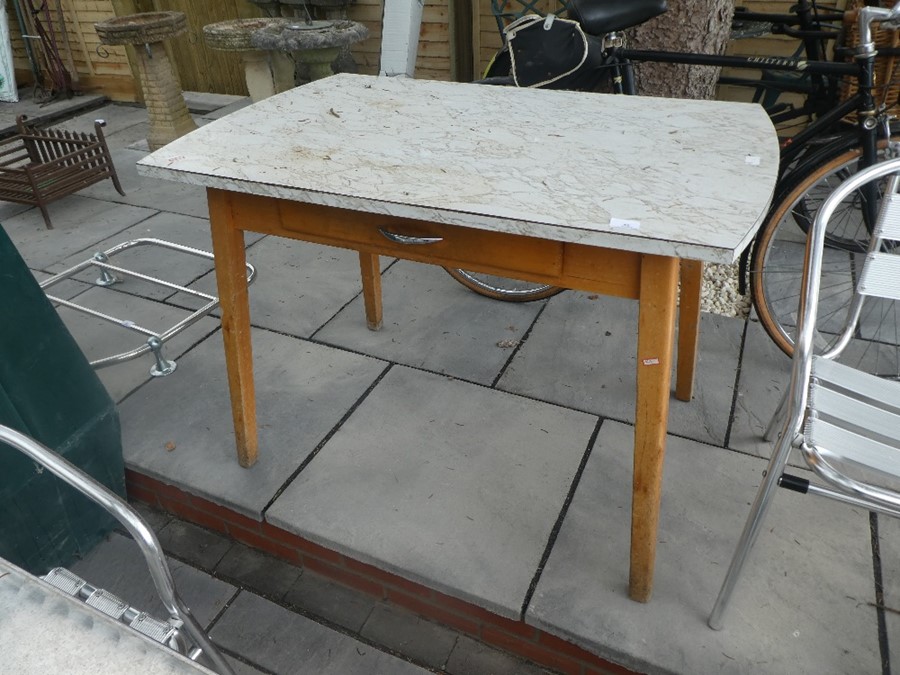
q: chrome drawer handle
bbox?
[378,229,443,245]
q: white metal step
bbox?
[41,567,178,646]
[858,252,900,301]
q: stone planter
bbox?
[203,18,297,102]
[251,19,368,81]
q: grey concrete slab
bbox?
[0,200,31,221]
[316,260,546,385]
[527,420,881,675]
[49,211,221,301]
[183,92,248,114]
[0,93,106,135]
[877,515,899,670]
[157,520,234,570]
[70,532,237,628]
[211,590,432,675]
[201,98,253,121]
[267,366,597,619]
[283,569,378,633]
[54,287,221,402]
[215,543,303,602]
[728,317,791,459]
[174,237,388,337]
[54,104,151,140]
[1,195,155,270]
[225,657,269,675]
[33,268,93,301]
[445,635,552,675]
[120,327,387,518]
[129,501,174,533]
[498,292,743,446]
[361,602,458,670]
[78,147,211,219]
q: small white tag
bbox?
[642,358,660,366]
[610,217,641,230]
[544,14,556,29]
[745,155,761,166]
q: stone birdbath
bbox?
[251,19,368,82]
[95,11,198,151]
[202,18,296,103]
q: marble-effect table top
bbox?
[138,74,779,263]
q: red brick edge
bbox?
[127,470,638,675]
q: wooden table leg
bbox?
[208,189,258,468]
[676,259,703,402]
[629,254,679,602]
[359,251,383,331]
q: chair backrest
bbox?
[490,0,570,35]
[788,156,900,511]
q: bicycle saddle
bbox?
[567,0,668,35]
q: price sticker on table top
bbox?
[610,217,641,230]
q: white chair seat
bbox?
[807,356,900,481]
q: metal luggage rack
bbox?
[40,237,256,377]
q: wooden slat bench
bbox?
[0,115,125,229]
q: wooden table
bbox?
[138,74,778,602]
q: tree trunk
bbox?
[629,0,735,100]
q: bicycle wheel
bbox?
[751,138,900,378]
[443,268,564,302]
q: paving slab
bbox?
[361,602,458,670]
[877,515,899,671]
[215,543,303,603]
[77,147,212,219]
[119,327,387,518]
[283,569,378,633]
[445,635,551,675]
[267,365,597,618]
[54,287,220,402]
[0,92,106,135]
[201,97,253,121]
[70,532,237,628]
[34,268,92,301]
[316,260,545,385]
[211,590,432,675]
[174,237,386,338]
[526,420,881,675]
[1,196,155,270]
[498,292,743,446]
[157,520,234,570]
[184,92,247,114]
[727,317,790,459]
[51,103,151,139]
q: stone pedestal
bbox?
[95,12,197,151]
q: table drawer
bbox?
[236,192,566,280]
[222,190,641,299]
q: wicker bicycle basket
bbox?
[837,0,900,122]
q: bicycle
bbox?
[447,0,844,301]
[446,0,900,379]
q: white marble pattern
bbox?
[138,74,779,263]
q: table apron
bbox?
[215,188,642,300]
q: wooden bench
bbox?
[0,115,125,229]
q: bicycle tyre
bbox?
[751,136,900,378]
[443,268,565,302]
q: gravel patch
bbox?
[700,262,751,319]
